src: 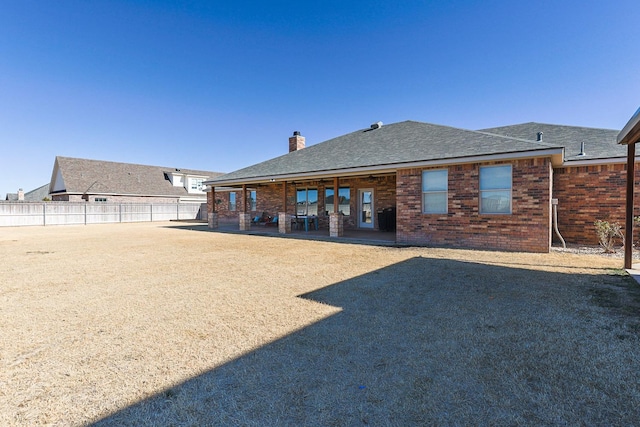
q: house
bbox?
[4,184,51,202]
[204,120,633,252]
[50,156,223,204]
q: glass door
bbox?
[358,189,374,228]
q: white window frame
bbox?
[422,169,448,214]
[479,165,512,214]
[249,190,257,212]
[190,178,204,192]
[229,192,236,212]
[296,188,318,216]
[324,187,351,216]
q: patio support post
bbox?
[333,177,339,213]
[279,181,291,234]
[208,187,218,229]
[239,184,251,231]
[242,184,247,213]
[282,181,287,212]
[279,212,291,234]
[330,212,344,237]
[625,143,635,269]
[329,177,343,237]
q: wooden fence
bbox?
[0,202,207,227]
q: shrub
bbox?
[594,220,624,253]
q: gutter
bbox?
[205,148,564,186]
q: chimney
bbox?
[289,131,305,152]
[17,188,24,202]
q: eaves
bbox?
[207,148,564,187]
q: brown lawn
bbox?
[0,222,635,426]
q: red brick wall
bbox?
[553,163,640,245]
[206,158,640,251]
[396,158,552,252]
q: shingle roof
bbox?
[479,122,621,162]
[4,184,50,201]
[208,121,562,184]
[52,157,223,197]
[25,184,51,201]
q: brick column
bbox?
[239,213,252,231]
[330,212,344,237]
[278,212,291,234]
[208,212,218,229]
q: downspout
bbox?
[552,198,566,248]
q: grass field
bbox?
[1,222,639,426]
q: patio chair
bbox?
[265,216,278,227]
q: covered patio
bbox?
[209,217,398,245]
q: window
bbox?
[229,192,236,211]
[190,178,204,191]
[249,190,257,212]
[480,165,512,214]
[422,169,448,214]
[94,197,107,202]
[296,188,318,216]
[325,187,350,215]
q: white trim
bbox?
[358,189,374,229]
[206,148,564,186]
[618,106,640,144]
[559,157,631,167]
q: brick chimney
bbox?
[17,188,24,202]
[289,131,305,152]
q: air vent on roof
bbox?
[578,141,586,156]
[371,121,383,130]
[537,132,543,142]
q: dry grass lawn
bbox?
[1,222,639,426]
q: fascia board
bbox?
[206,148,564,186]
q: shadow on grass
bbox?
[92,257,640,426]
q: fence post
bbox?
[84,203,87,225]
[150,204,153,222]
[119,204,122,223]
[177,203,180,220]
[43,203,46,226]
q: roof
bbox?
[479,122,621,162]
[4,184,50,202]
[51,156,223,197]
[208,121,563,185]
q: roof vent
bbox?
[578,141,586,156]
[370,121,383,130]
[293,131,300,136]
[537,132,543,142]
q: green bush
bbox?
[594,220,624,253]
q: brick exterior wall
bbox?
[207,158,640,252]
[553,162,640,245]
[209,176,397,230]
[396,158,552,252]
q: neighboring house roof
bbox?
[479,122,621,162]
[50,156,223,198]
[207,121,564,185]
[4,184,50,202]
[25,184,51,201]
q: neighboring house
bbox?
[4,184,51,202]
[205,120,634,252]
[50,156,223,203]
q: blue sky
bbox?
[1,0,639,196]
